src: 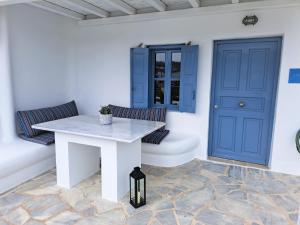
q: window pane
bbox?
[171,81,180,105]
[172,52,181,79]
[155,53,165,78]
[154,80,164,104]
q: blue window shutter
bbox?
[130,48,150,108]
[179,45,199,113]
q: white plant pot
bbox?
[99,114,112,125]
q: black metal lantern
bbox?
[130,167,146,208]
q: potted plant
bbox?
[99,106,112,125]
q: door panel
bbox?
[241,118,263,154]
[209,37,282,165]
[220,96,265,112]
[221,50,242,90]
[217,116,237,151]
[247,49,269,90]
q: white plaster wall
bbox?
[1,3,299,176]
[0,7,16,142]
[6,4,76,111]
[73,6,300,175]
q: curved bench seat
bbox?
[0,139,55,194]
[142,132,199,167]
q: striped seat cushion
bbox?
[19,132,55,145]
[109,105,167,131]
[17,101,79,138]
[142,130,170,145]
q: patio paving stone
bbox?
[289,213,298,223]
[202,162,228,174]
[155,210,177,225]
[175,187,214,214]
[196,208,244,225]
[227,190,247,200]
[0,220,8,225]
[0,193,30,215]
[23,195,70,221]
[24,220,45,225]
[45,211,82,225]
[3,207,30,225]
[271,195,299,212]
[175,210,193,225]
[126,210,152,225]
[0,159,299,225]
[258,210,290,225]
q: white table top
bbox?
[32,115,165,143]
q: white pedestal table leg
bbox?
[101,139,141,202]
[55,133,100,189]
[55,132,141,202]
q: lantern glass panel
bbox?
[137,179,145,204]
[130,177,135,203]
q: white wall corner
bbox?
[0,7,17,143]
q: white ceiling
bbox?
[3,0,275,20]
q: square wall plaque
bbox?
[289,69,300,83]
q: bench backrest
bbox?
[17,101,79,138]
[108,105,166,131]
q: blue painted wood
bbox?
[209,37,282,165]
[179,45,199,113]
[130,48,150,108]
[289,68,300,83]
[131,45,198,112]
[165,51,172,108]
[147,44,185,50]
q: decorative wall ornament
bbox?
[289,68,300,83]
[242,15,258,26]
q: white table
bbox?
[33,115,165,202]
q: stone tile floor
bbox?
[0,160,300,225]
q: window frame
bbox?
[149,44,184,111]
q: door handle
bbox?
[239,101,246,108]
[214,104,219,109]
[193,91,196,100]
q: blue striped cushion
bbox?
[142,130,170,144]
[19,132,55,145]
[17,101,78,138]
[109,105,167,131]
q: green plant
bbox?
[99,106,112,115]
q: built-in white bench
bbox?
[0,101,79,194]
[108,105,199,168]
[142,132,198,167]
[0,139,55,194]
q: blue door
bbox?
[209,37,282,165]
